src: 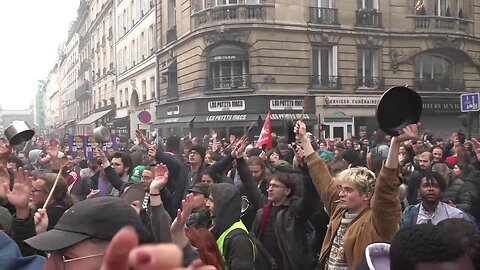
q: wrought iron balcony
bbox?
[356,9,382,28]
[166,25,177,44]
[413,78,465,92]
[356,76,385,89]
[208,74,250,90]
[310,75,341,90]
[309,7,339,25]
[412,15,473,34]
[193,4,267,29]
[75,82,91,99]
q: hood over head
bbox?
[210,183,241,238]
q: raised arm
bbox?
[296,121,339,215]
[94,147,125,192]
[233,136,267,209]
[372,124,417,240]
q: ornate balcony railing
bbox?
[356,76,385,89]
[356,9,382,28]
[412,15,473,34]
[208,74,250,90]
[193,4,267,29]
[309,7,339,25]
[413,78,465,92]
[310,75,341,90]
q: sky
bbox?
[0,1,79,110]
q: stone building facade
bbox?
[153,0,480,139]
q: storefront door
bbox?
[323,121,354,141]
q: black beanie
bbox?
[189,145,206,161]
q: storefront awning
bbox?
[193,114,260,128]
[269,113,318,125]
[208,44,247,62]
[106,116,130,128]
[57,120,76,129]
[153,116,195,129]
[77,109,112,125]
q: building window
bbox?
[358,0,378,10]
[414,53,463,92]
[216,0,238,6]
[416,54,454,80]
[150,76,156,99]
[357,48,381,88]
[142,80,147,101]
[168,0,176,28]
[208,44,249,90]
[311,46,338,89]
[125,88,129,106]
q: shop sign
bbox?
[213,55,236,61]
[208,100,245,112]
[167,105,179,116]
[205,114,247,121]
[324,96,380,106]
[270,113,312,120]
[164,118,180,123]
[422,99,461,114]
[270,99,304,110]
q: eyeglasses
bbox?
[267,183,287,189]
[49,252,104,270]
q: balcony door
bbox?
[357,48,379,88]
[316,0,331,8]
[358,0,378,9]
[312,46,338,88]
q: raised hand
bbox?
[34,208,49,235]
[232,135,248,159]
[211,130,217,139]
[394,124,418,143]
[135,129,150,149]
[294,120,307,139]
[150,164,168,193]
[47,138,59,158]
[0,138,12,161]
[94,147,108,164]
[4,169,32,218]
[171,193,195,235]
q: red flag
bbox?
[256,111,272,150]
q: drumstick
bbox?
[42,157,68,209]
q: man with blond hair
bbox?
[296,121,417,269]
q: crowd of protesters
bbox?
[0,121,479,270]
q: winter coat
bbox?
[306,153,401,270]
[211,183,255,270]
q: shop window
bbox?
[312,46,339,89]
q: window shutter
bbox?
[332,46,338,77]
[312,47,319,76]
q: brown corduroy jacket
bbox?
[305,153,401,269]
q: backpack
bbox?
[225,229,278,270]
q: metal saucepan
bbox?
[376,86,423,136]
[4,121,35,145]
[93,126,111,143]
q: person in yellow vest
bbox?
[206,183,255,270]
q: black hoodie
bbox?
[211,183,254,270]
